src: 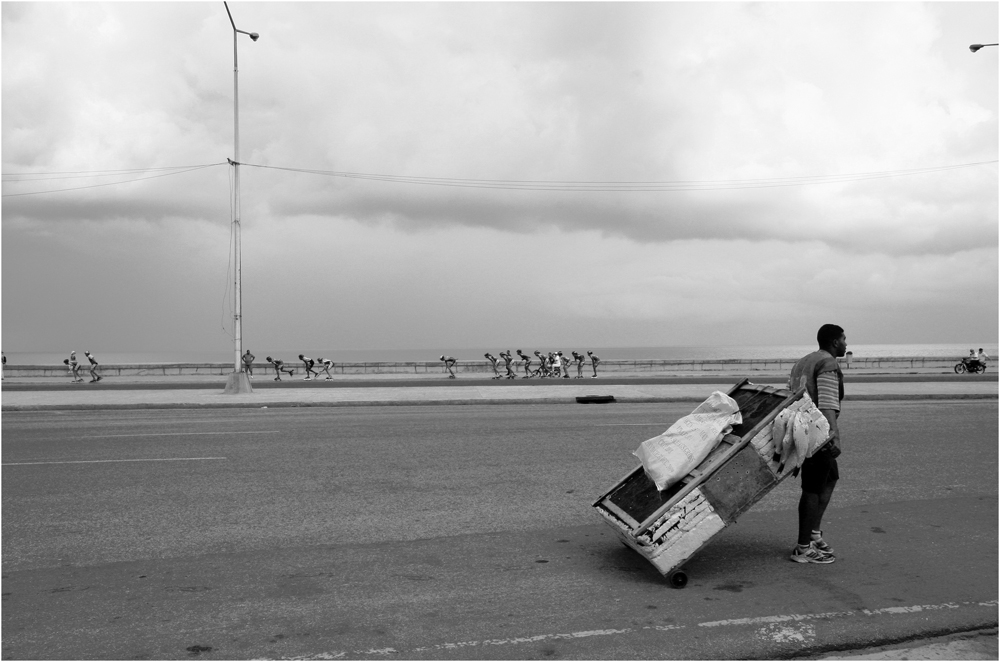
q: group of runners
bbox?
[242,351,335,381]
[441,350,601,379]
[62,351,102,383]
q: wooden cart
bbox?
[592,379,808,587]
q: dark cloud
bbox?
[2,2,996,352]
[258,166,997,256]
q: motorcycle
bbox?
[954,357,987,374]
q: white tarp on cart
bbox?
[633,391,743,491]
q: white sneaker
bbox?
[790,543,835,564]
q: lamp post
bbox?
[223,2,258,394]
[969,43,998,52]
[221,2,258,393]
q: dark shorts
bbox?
[800,450,839,494]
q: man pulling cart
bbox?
[593,324,847,585]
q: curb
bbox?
[2,393,995,412]
[811,625,999,660]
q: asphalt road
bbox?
[2,402,997,659]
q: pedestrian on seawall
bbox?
[84,351,102,383]
[501,351,517,379]
[517,349,532,378]
[533,350,547,377]
[485,353,501,379]
[788,324,847,565]
[298,354,319,381]
[587,351,600,378]
[242,350,255,378]
[440,355,457,378]
[556,351,570,378]
[267,356,295,381]
[68,351,83,383]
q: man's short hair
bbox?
[817,324,845,348]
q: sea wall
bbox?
[2,356,963,378]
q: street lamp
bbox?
[223,1,258,395]
[969,43,998,52]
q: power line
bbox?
[2,164,222,180]
[1,163,226,197]
[241,160,998,192]
[2,159,995,198]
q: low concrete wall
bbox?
[2,356,964,378]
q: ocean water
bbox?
[3,344,994,366]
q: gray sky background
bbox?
[3,1,997,355]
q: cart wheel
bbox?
[955,363,967,374]
[667,569,688,589]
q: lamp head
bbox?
[970,44,984,52]
[249,32,259,41]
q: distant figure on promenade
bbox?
[562,352,574,379]
[242,350,255,378]
[298,354,319,380]
[500,351,517,379]
[572,351,585,378]
[84,351,102,383]
[844,351,852,369]
[977,348,990,365]
[266,356,295,380]
[556,352,571,378]
[68,351,83,383]
[440,355,457,378]
[517,350,532,378]
[317,357,335,380]
[587,351,600,378]
[788,323,847,565]
[1,351,4,380]
[537,350,553,377]
[485,353,501,379]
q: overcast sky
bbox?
[3,1,997,356]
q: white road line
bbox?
[278,599,997,660]
[699,601,971,628]
[699,609,858,627]
[2,457,228,466]
[78,431,279,438]
[409,628,634,653]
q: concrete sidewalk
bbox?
[1,377,996,410]
[816,628,997,660]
